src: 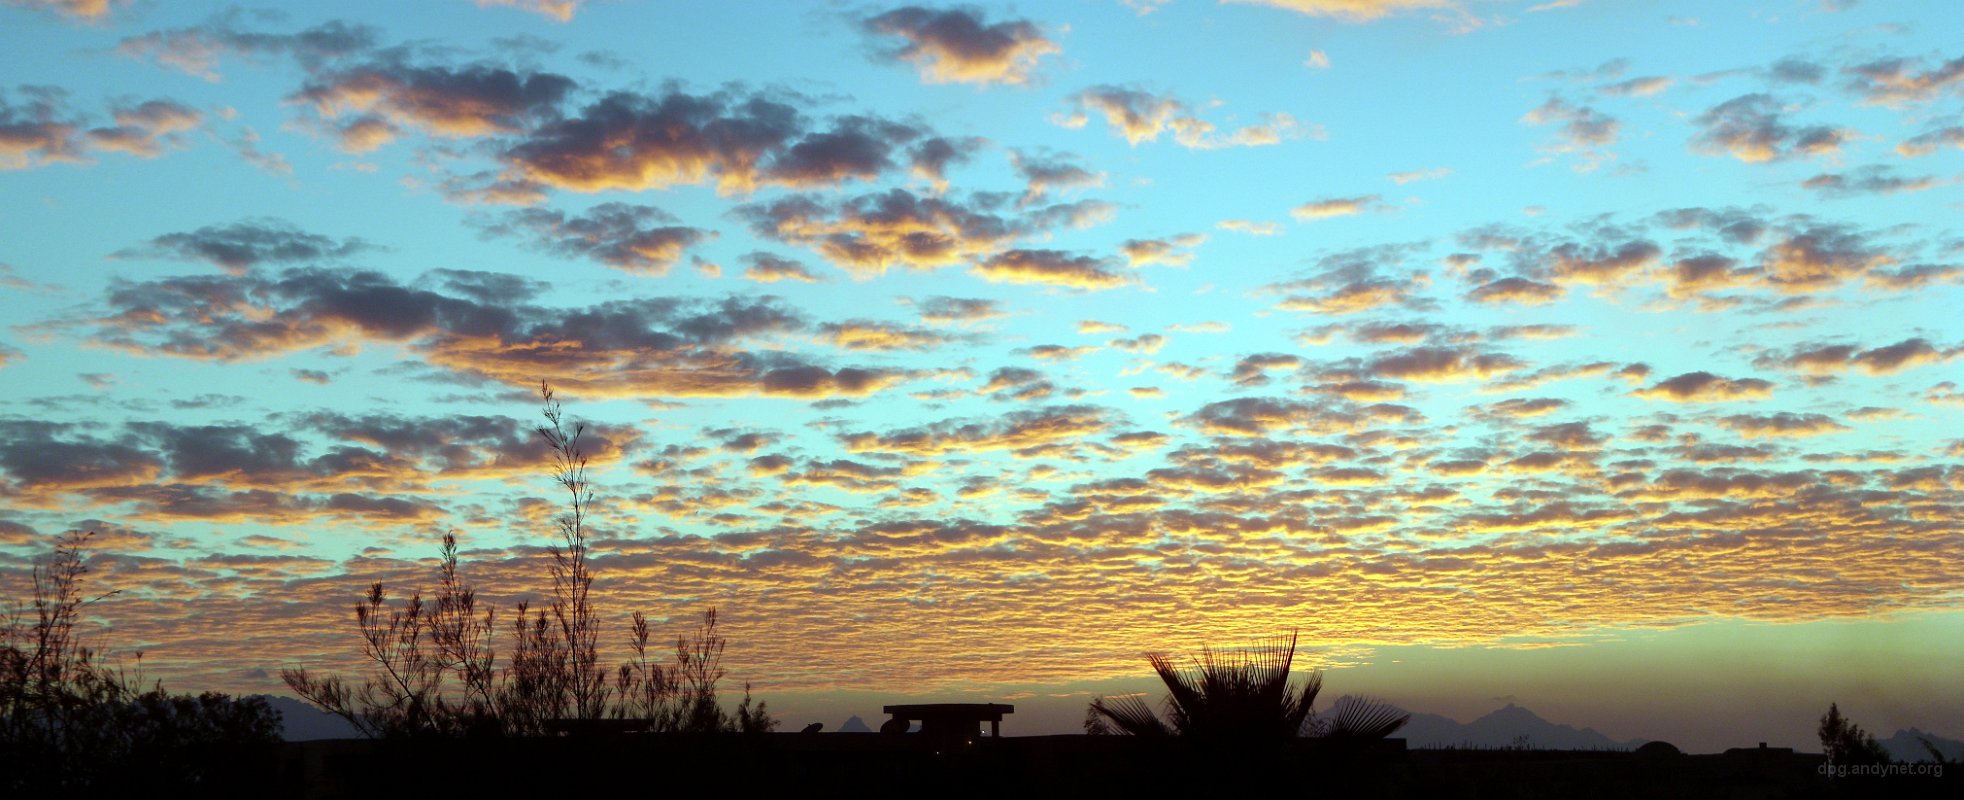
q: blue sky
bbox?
[2,0,1960,750]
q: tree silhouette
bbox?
[1818,702,1891,765]
[2,531,281,789]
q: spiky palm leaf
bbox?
[1087,692,1172,736]
[1320,695,1411,741]
[1091,632,1371,742]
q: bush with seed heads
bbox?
[283,382,774,738]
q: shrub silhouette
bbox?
[1,530,281,789]
[1086,632,1407,743]
[283,383,773,737]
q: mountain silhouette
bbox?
[1879,728,1964,763]
[1383,701,1646,750]
[838,714,873,733]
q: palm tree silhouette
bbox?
[1087,632,1408,742]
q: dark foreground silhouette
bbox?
[45,731,1951,799]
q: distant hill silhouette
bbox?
[1880,728,1964,763]
[264,695,360,741]
[838,714,873,733]
[1384,701,1646,750]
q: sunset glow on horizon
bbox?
[1,0,1959,753]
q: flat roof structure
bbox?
[882,703,1015,741]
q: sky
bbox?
[0,0,1959,753]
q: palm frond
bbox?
[1089,692,1173,736]
[1322,695,1410,741]
[1289,668,1324,736]
[1091,630,1393,743]
[1143,650,1201,733]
